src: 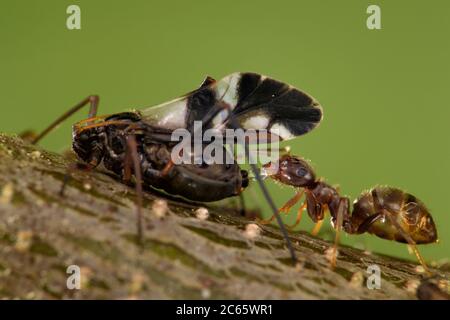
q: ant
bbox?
[260,154,438,272]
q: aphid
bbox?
[261,154,438,271]
[30,72,323,264]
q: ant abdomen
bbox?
[351,187,438,244]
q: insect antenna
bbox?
[30,95,100,197]
[31,95,99,145]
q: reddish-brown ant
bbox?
[260,154,438,272]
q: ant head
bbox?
[262,155,316,188]
[72,125,105,168]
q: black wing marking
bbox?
[230,73,323,140]
[139,72,323,141]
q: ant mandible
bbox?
[260,154,438,273]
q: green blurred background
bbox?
[1,0,448,262]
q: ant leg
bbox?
[257,215,276,225]
[287,201,307,230]
[355,213,383,234]
[257,190,304,224]
[329,199,347,268]
[311,219,324,236]
[125,134,144,245]
[311,204,328,235]
[32,95,99,145]
[281,190,304,213]
[384,211,431,274]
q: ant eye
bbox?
[296,167,308,177]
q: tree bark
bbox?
[0,133,448,299]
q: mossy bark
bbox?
[0,133,448,299]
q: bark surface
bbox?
[0,133,448,299]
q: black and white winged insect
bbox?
[31,72,323,263]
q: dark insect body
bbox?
[32,72,323,263]
[70,73,322,203]
[262,154,438,271]
[73,114,248,202]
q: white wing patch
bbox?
[213,72,240,108]
[140,97,187,130]
[270,123,295,140]
[210,72,241,129]
[242,114,270,130]
[211,109,230,129]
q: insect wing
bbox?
[139,72,323,142]
[212,72,323,142]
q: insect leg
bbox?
[32,95,99,145]
[384,211,431,274]
[287,201,307,230]
[280,190,305,214]
[223,107,298,264]
[310,204,329,235]
[59,162,93,196]
[257,190,304,224]
[238,193,247,216]
[354,212,383,234]
[125,134,144,245]
[329,198,347,268]
[311,219,324,236]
